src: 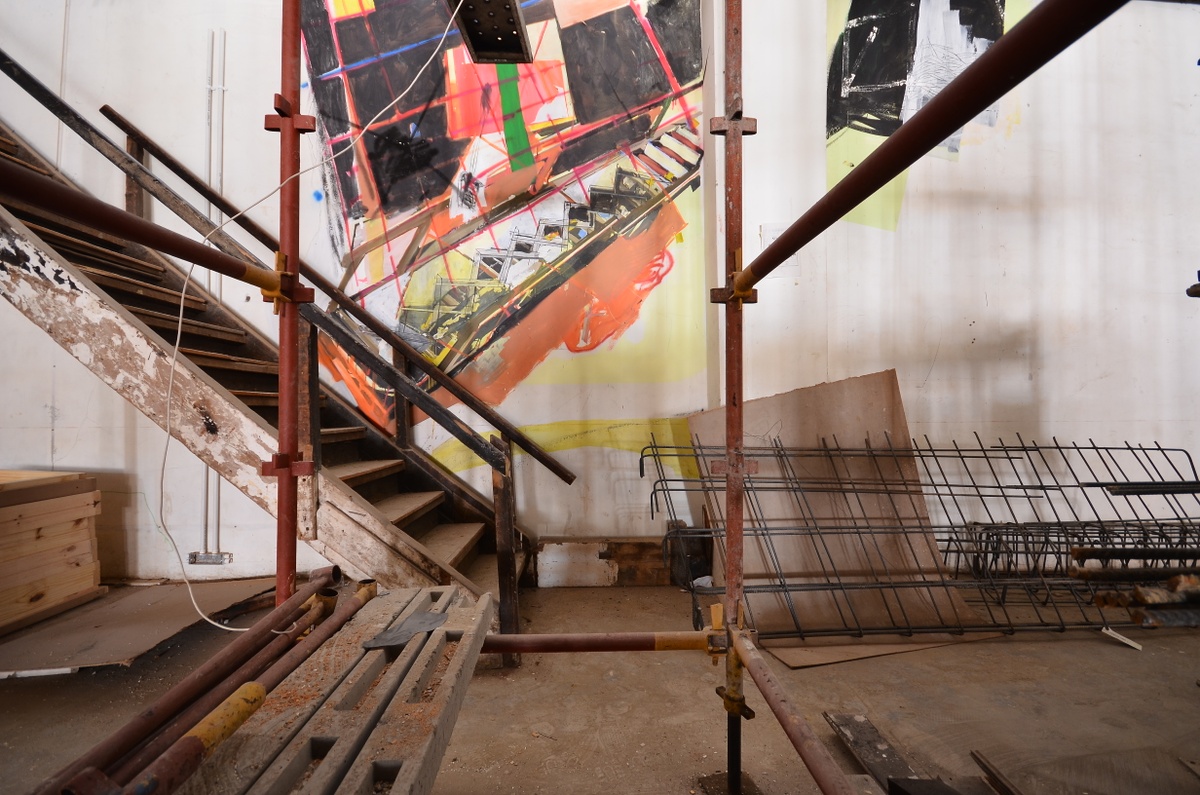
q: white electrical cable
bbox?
[156,2,466,631]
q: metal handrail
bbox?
[98,103,576,486]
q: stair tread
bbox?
[180,347,278,374]
[21,219,165,280]
[128,306,247,343]
[465,548,528,597]
[79,265,206,311]
[319,425,367,443]
[373,490,445,527]
[421,522,486,569]
[327,458,406,487]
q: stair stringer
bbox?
[0,206,472,591]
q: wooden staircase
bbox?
[0,123,524,595]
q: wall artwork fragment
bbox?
[826,0,1027,230]
[300,0,705,453]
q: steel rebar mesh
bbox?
[640,434,1200,638]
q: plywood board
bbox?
[0,470,84,492]
[0,578,273,675]
[687,370,982,639]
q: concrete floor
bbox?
[2,586,1199,795]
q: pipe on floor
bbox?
[107,598,329,785]
[480,631,714,654]
[33,566,339,795]
[734,0,1131,293]
[732,632,855,795]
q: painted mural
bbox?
[826,0,1024,230]
[300,0,704,432]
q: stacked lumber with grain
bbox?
[0,470,106,636]
[1094,575,1200,628]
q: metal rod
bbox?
[107,599,328,785]
[491,436,520,667]
[99,103,577,487]
[32,566,339,795]
[256,580,377,692]
[732,632,856,795]
[480,631,712,654]
[734,0,1131,292]
[0,158,280,292]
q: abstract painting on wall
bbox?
[826,0,1024,230]
[300,0,705,436]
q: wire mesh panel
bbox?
[640,434,1200,639]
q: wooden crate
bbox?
[0,470,107,636]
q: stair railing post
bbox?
[123,135,149,219]
[390,349,411,448]
[490,435,520,668]
[297,317,319,542]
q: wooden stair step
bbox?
[3,196,144,251]
[421,522,485,569]
[78,265,206,311]
[24,221,166,281]
[229,391,327,408]
[128,306,247,343]
[180,348,278,374]
[373,491,445,527]
[464,548,528,598]
[0,148,49,175]
[319,425,367,444]
[327,459,406,488]
[0,135,19,157]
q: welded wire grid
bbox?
[640,433,1200,639]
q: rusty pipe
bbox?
[0,157,280,293]
[480,631,715,654]
[731,632,855,795]
[107,598,328,785]
[735,0,1130,293]
[33,566,339,795]
[119,682,267,795]
[256,581,377,692]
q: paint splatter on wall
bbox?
[300,0,704,421]
[826,0,1016,230]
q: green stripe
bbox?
[496,63,534,170]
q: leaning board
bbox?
[0,470,106,636]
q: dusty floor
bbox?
[2,586,1199,795]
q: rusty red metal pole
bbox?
[732,632,855,795]
[735,0,1130,292]
[266,0,317,605]
[480,631,714,654]
[709,1,757,792]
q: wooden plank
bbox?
[0,470,83,492]
[240,588,466,795]
[336,592,493,795]
[328,459,407,488]
[421,523,485,569]
[180,347,279,374]
[19,219,165,280]
[824,713,917,787]
[374,491,445,527]
[127,306,248,343]
[0,517,95,558]
[319,425,367,445]
[77,265,207,312]
[1,535,98,590]
[0,489,100,525]
[0,477,96,509]
[0,497,100,535]
[0,563,100,625]
[0,585,107,640]
[179,589,426,795]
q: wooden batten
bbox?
[0,471,106,636]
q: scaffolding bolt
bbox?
[716,685,756,720]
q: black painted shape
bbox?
[366,104,471,215]
[645,0,703,87]
[301,0,339,76]
[827,0,919,139]
[559,6,671,126]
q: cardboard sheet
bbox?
[0,578,272,676]
[687,370,984,655]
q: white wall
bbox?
[0,0,330,579]
[727,2,1200,452]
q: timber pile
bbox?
[0,470,106,636]
[1094,575,1200,628]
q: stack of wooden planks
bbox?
[0,470,107,636]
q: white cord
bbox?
[155,2,466,631]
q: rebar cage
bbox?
[641,433,1200,639]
